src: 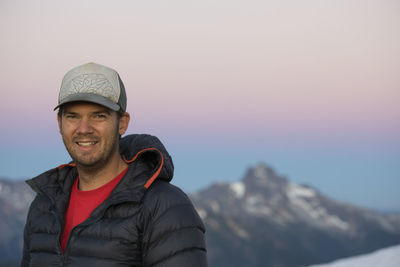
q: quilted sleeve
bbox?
[20,222,30,267]
[141,181,208,267]
[20,196,37,267]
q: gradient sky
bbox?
[0,0,399,211]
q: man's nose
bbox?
[76,118,94,134]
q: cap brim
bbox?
[54,93,120,111]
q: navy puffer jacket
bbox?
[21,134,208,267]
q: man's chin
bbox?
[73,157,102,169]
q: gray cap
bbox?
[54,62,127,112]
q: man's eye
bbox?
[95,114,107,119]
[65,115,76,119]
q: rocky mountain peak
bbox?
[191,163,400,267]
[242,163,288,193]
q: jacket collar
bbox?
[26,134,174,205]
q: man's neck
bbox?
[76,154,128,191]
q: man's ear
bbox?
[119,112,130,135]
[57,114,62,133]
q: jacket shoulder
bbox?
[141,181,208,267]
[142,180,204,228]
[144,180,192,208]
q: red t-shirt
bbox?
[61,167,128,251]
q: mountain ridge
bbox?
[190,163,400,267]
[1,163,400,267]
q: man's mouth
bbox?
[76,141,98,147]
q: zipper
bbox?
[63,225,79,264]
[62,198,141,259]
[51,209,65,265]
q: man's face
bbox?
[57,102,129,169]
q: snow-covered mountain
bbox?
[191,163,400,267]
[1,163,400,267]
[0,178,34,263]
[308,244,400,267]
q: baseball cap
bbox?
[54,62,127,112]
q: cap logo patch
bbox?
[60,73,119,102]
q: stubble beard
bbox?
[62,125,121,173]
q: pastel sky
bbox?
[0,0,399,211]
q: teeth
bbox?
[77,142,96,146]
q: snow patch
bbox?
[287,183,316,198]
[225,217,250,239]
[246,195,264,206]
[308,244,400,267]
[230,182,246,198]
[287,183,349,231]
[245,195,271,216]
[209,201,220,213]
[196,208,207,220]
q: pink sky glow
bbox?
[0,0,399,210]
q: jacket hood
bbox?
[27,134,174,197]
[119,134,174,183]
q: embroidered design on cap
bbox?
[60,73,119,103]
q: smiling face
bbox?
[57,102,129,170]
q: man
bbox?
[21,62,208,267]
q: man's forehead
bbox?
[62,101,112,113]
